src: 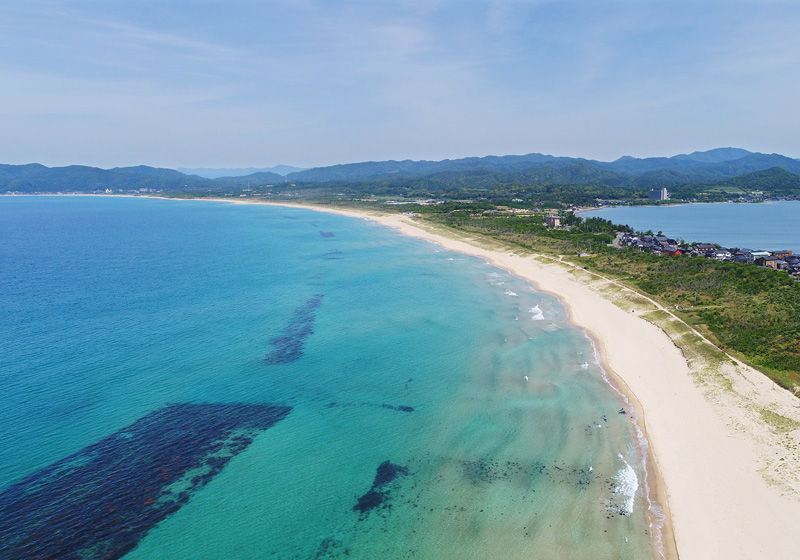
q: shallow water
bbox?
[0,196,657,559]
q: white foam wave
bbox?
[529,305,544,320]
[580,361,589,370]
[608,454,639,516]
[504,289,518,297]
[581,330,667,558]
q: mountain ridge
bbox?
[0,164,283,193]
[2,148,799,193]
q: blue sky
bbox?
[2,0,799,168]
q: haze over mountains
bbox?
[177,165,307,179]
[3,148,800,194]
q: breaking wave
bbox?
[582,332,667,559]
[607,454,638,516]
[529,305,544,320]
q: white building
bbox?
[648,188,669,201]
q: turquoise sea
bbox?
[582,201,800,253]
[0,196,659,559]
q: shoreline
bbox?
[319,205,675,559]
[33,194,800,559]
[245,201,676,558]
[242,200,800,560]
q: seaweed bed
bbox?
[0,402,291,560]
[264,294,324,365]
[353,460,409,518]
[327,401,414,413]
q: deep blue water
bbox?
[582,201,800,252]
[0,196,656,559]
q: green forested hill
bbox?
[283,148,800,187]
[3,148,800,196]
[0,164,283,193]
[713,167,800,195]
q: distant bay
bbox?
[582,201,800,253]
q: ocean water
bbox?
[0,196,658,560]
[582,201,800,253]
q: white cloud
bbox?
[2,0,800,166]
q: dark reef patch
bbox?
[353,460,408,517]
[373,460,407,486]
[264,294,324,365]
[326,401,414,413]
[462,458,523,484]
[312,536,349,558]
[353,488,385,514]
[461,458,598,489]
[379,403,414,413]
[319,231,336,238]
[0,403,291,560]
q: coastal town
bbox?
[574,188,800,277]
[389,197,799,279]
[617,232,799,276]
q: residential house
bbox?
[755,255,780,270]
[691,244,717,256]
[710,248,732,261]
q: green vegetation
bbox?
[757,407,800,434]
[619,257,800,382]
[422,212,626,255]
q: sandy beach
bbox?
[250,201,800,560]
